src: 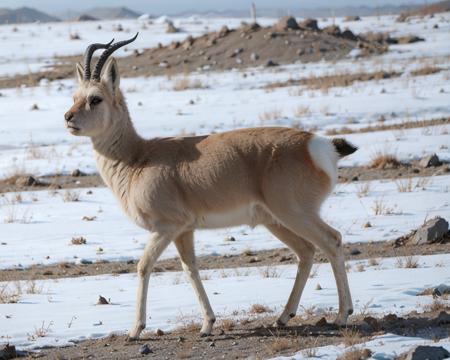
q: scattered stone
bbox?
[412,216,449,245]
[323,25,341,36]
[383,313,398,323]
[97,295,109,305]
[419,154,441,168]
[209,342,216,347]
[139,344,153,355]
[315,317,328,326]
[0,344,17,360]
[248,257,260,263]
[265,59,278,67]
[279,255,291,262]
[396,35,424,44]
[250,52,259,61]
[341,29,358,41]
[71,169,86,177]
[436,311,450,324]
[169,41,180,50]
[218,25,230,37]
[315,284,322,290]
[225,236,236,242]
[344,15,361,21]
[363,222,372,228]
[275,16,299,31]
[432,284,450,297]
[71,236,87,245]
[166,23,179,33]
[363,316,379,330]
[350,248,361,255]
[405,345,450,360]
[299,18,319,31]
[15,175,38,187]
[30,103,39,111]
[155,328,164,336]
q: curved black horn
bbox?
[83,39,114,80]
[92,32,139,81]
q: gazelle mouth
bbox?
[67,125,80,131]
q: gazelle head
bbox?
[64,34,138,137]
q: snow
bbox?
[0,254,449,350]
[0,174,449,270]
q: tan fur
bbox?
[65,57,353,339]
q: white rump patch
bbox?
[307,135,339,188]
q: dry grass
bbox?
[309,264,320,278]
[62,190,80,202]
[423,297,449,313]
[337,348,372,360]
[356,263,365,272]
[217,318,236,331]
[368,258,380,267]
[396,256,420,269]
[368,152,400,169]
[293,105,311,118]
[411,66,442,77]
[340,327,362,347]
[173,77,207,91]
[371,198,393,215]
[28,321,54,341]
[71,236,87,245]
[249,303,273,314]
[355,182,371,197]
[259,265,281,278]
[0,284,20,304]
[269,337,291,354]
[259,108,283,123]
[395,178,413,192]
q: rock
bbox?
[139,344,153,355]
[15,175,38,187]
[299,18,319,31]
[363,316,379,330]
[396,35,424,44]
[169,41,180,50]
[323,25,341,36]
[419,154,441,168]
[0,344,17,360]
[218,25,230,37]
[432,284,450,297]
[248,257,260,263]
[250,52,259,61]
[224,236,236,242]
[71,169,86,177]
[315,283,322,290]
[315,317,328,326]
[265,60,278,67]
[412,217,449,245]
[30,103,39,111]
[436,311,450,324]
[344,15,361,21]
[341,29,358,41]
[155,328,164,336]
[166,23,179,33]
[350,248,361,255]
[275,16,299,31]
[97,295,109,305]
[405,345,450,360]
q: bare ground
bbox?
[18,308,450,359]
[1,162,448,194]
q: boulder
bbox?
[412,217,449,245]
[432,284,450,297]
[275,16,299,31]
[166,23,179,33]
[323,25,341,36]
[405,346,450,360]
[396,35,424,44]
[0,344,17,360]
[15,175,38,187]
[341,29,358,41]
[218,25,230,37]
[419,153,441,168]
[299,18,319,31]
[344,15,361,21]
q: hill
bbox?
[0,6,60,24]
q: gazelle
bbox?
[65,34,356,340]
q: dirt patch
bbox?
[1,162,448,194]
[1,239,448,282]
[19,310,450,359]
[0,20,386,89]
[325,116,450,135]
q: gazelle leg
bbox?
[270,211,353,325]
[128,228,176,340]
[266,223,315,326]
[174,231,216,336]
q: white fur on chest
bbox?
[196,204,269,229]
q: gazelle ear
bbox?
[101,57,120,94]
[75,62,84,84]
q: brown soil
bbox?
[19,309,450,359]
[1,162,448,194]
[325,116,450,135]
[1,239,448,282]
[0,21,385,89]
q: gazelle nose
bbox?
[64,111,74,122]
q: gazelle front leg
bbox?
[128,228,177,340]
[174,231,216,336]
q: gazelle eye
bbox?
[90,96,103,106]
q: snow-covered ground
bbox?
[1,254,449,350]
[0,11,449,357]
[0,174,448,269]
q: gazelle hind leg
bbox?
[128,227,177,340]
[270,211,353,325]
[174,231,216,336]
[265,224,315,326]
